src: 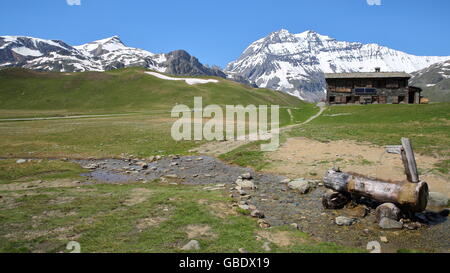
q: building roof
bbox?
[325,72,411,79]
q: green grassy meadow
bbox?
[0,68,316,159]
[0,68,306,118]
[221,103,450,174]
[288,103,450,158]
[0,159,359,253]
[0,68,353,253]
[1,68,448,253]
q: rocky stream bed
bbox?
[70,155,450,253]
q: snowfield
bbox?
[145,71,219,85]
[11,47,43,57]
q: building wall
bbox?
[325,77,417,104]
[326,78,408,91]
[327,88,410,104]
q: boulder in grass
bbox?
[137,162,149,169]
[335,216,356,226]
[181,240,200,251]
[378,217,403,229]
[250,210,264,219]
[235,178,256,190]
[288,179,312,194]
[375,203,401,222]
[427,192,448,208]
[241,173,253,180]
[238,204,250,211]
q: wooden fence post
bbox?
[401,138,419,183]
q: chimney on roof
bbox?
[375,67,381,73]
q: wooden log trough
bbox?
[322,138,429,213]
[323,170,428,212]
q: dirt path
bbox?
[299,104,326,125]
[192,104,326,156]
[0,113,135,122]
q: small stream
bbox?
[3,156,447,252]
[73,155,449,253]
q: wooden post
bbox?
[401,138,419,183]
[323,170,428,212]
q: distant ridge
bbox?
[225,29,450,101]
[0,35,225,78]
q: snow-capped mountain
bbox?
[0,36,102,72]
[3,32,449,100]
[73,36,165,71]
[410,59,450,102]
[0,35,224,77]
[225,29,450,101]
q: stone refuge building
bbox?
[325,68,422,104]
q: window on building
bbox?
[355,79,373,88]
[386,79,399,89]
[336,80,352,92]
[355,88,377,95]
[399,79,407,88]
[328,80,336,91]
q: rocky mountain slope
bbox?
[226,29,450,101]
[2,32,449,102]
[0,36,102,72]
[0,35,224,77]
[410,59,450,102]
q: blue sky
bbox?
[1,0,449,67]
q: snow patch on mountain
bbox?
[145,71,219,85]
[11,47,43,57]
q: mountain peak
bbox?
[74,35,128,56]
[93,35,124,46]
[274,29,290,34]
[302,30,318,35]
[295,30,334,42]
[265,29,296,43]
[270,29,293,37]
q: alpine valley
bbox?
[1,30,450,102]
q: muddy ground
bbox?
[267,137,450,197]
[75,155,449,253]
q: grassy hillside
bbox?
[0,67,307,118]
[0,67,318,158]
